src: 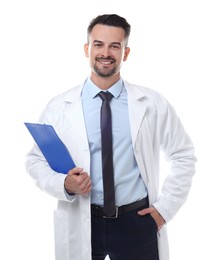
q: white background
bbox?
[0,0,222,259]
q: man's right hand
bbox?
[64,167,92,195]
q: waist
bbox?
[91,196,148,219]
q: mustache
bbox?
[96,56,116,62]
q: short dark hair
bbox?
[87,14,131,46]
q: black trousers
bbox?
[91,204,159,260]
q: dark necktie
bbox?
[98,91,116,217]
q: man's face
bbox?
[84,24,130,78]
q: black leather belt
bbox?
[91,197,148,218]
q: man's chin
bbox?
[94,68,116,78]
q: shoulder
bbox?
[123,80,170,108]
[48,83,83,105]
[38,82,84,122]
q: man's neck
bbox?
[90,73,121,90]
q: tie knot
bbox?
[98,91,113,101]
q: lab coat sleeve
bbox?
[25,144,77,202]
[25,100,77,202]
[153,99,196,222]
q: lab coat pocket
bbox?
[54,209,69,260]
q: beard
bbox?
[92,57,118,77]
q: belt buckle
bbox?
[103,207,118,218]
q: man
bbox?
[25,14,196,260]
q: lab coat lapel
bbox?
[63,85,89,147]
[124,82,148,147]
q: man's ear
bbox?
[123,47,130,61]
[84,43,89,57]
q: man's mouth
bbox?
[96,58,115,65]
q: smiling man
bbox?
[26,14,196,260]
[84,22,130,87]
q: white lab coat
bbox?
[25,80,196,260]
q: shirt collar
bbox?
[84,77,123,99]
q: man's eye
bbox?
[94,43,102,47]
[111,45,120,49]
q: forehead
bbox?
[89,24,125,44]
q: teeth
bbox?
[100,61,113,65]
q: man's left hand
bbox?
[137,207,165,231]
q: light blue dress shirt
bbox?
[81,77,148,206]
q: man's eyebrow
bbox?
[92,40,122,46]
[111,42,122,46]
[92,40,103,44]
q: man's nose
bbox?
[101,46,110,57]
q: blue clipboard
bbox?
[24,123,76,174]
